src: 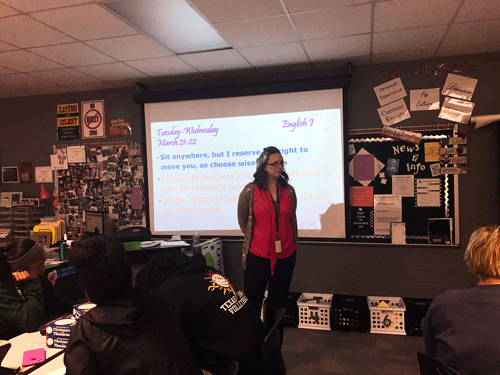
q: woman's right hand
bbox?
[12,270,37,282]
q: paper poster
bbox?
[377,98,410,126]
[353,154,374,182]
[35,166,53,183]
[424,142,441,162]
[429,163,442,177]
[57,102,80,140]
[438,97,475,124]
[67,145,86,163]
[51,146,68,170]
[410,88,440,111]
[386,158,400,177]
[416,178,441,207]
[350,206,373,233]
[82,100,105,139]
[349,148,385,187]
[392,175,414,197]
[374,195,402,236]
[391,222,406,244]
[349,186,374,207]
[442,73,478,101]
[381,125,421,144]
[374,77,407,106]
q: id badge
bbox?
[275,240,282,254]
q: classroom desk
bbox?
[2,332,62,374]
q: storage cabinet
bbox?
[0,206,46,246]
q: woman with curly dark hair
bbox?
[237,146,298,331]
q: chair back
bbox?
[417,352,462,375]
[262,307,287,375]
[115,226,151,241]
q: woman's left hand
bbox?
[12,270,37,282]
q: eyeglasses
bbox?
[267,161,286,168]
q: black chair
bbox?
[115,226,151,241]
[417,352,463,375]
[262,307,287,375]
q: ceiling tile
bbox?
[0,73,56,88]
[0,3,19,17]
[108,77,161,89]
[179,49,252,72]
[303,34,370,61]
[35,85,75,95]
[284,0,370,13]
[67,81,117,92]
[373,26,446,54]
[292,4,371,39]
[239,42,308,66]
[0,50,63,72]
[0,65,16,75]
[0,41,16,53]
[0,0,90,12]
[85,35,173,61]
[372,49,435,64]
[437,41,500,58]
[126,56,199,76]
[456,0,500,22]
[374,0,462,32]
[75,62,148,81]
[312,55,370,69]
[215,16,299,48]
[255,62,312,74]
[28,68,102,85]
[31,4,139,40]
[442,19,500,46]
[29,43,116,67]
[190,0,284,23]
[0,15,74,48]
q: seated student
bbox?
[64,236,203,375]
[0,239,47,340]
[424,224,500,375]
[135,252,266,375]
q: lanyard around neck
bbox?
[269,185,280,232]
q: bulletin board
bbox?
[346,124,459,245]
[56,141,145,240]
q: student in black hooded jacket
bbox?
[64,236,202,375]
[135,252,266,375]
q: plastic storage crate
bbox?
[284,292,301,327]
[297,293,333,330]
[331,294,369,332]
[368,296,406,335]
[403,297,433,336]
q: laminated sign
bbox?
[82,100,105,139]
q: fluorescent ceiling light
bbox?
[103,0,230,54]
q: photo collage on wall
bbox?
[57,141,144,240]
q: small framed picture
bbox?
[21,197,39,206]
[0,193,12,207]
[31,231,52,248]
[2,167,19,183]
[10,192,22,206]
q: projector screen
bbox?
[144,87,346,239]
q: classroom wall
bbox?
[1,51,499,299]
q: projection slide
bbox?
[145,88,346,238]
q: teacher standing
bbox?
[238,146,298,330]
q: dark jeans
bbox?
[244,251,296,331]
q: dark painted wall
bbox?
[1,52,499,299]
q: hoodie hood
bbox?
[135,252,207,290]
[82,288,157,338]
